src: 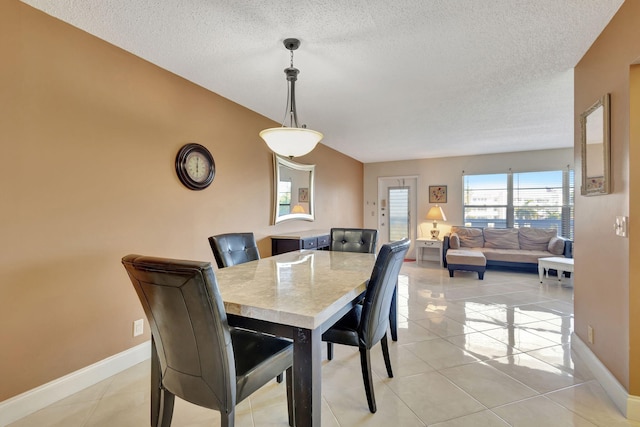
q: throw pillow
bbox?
[548,236,565,255]
[519,228,557,251]
[483,228,520,249]
[449,233,460,249]
[451,226,484,248]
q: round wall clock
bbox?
[175,143,215,190]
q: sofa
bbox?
[443,226,573,277]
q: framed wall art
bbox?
[429,185,447,203]
[298,187,309,202]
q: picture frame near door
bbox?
[298,187,309,202]
[429,185,447,203]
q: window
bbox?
[278,180,291,215]
[463,170,574,238]
[463,173,508,228]
[388,186,410,241]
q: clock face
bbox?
[175,143,215,190]
[185,152,209,182]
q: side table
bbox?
[416,238,443,267]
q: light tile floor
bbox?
[9,262,640,427]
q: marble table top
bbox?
[215,250,376,329]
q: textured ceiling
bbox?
[21,0,623,163]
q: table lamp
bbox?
[426,205,447,240]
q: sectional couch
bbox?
[443,226,573,274]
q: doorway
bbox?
[378,176,418,254]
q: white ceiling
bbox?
[21,0,623,163]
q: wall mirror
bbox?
[273,155,315,224]
[580,93,611,195]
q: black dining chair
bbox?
[122,255,294,427]
[327,228,380,359]
[322,238,410,414]
[329,227,400,348]
[329,228,378,254]
[209,233,282,383]
[208,232,260,269]
[208,232,284,383]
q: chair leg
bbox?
[221,408,235,427]
[277,373,283,383]
[157,389,175,427]
[389,282,398,341]
[327,342,334,360]
[151,340,175,427]
[359,348,377,413]
[380,334,393,378]
[151,342,161,427]
[285,367,294,427]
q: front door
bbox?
[378,177,417,252]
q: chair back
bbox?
[330,228,378,254]
[358,239,410,348]
[122,255,235,411]
[209,233,260,268]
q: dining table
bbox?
[215,249,377,427]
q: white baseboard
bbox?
[571,332,640,421]
[0,341,151,427]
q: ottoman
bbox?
[446,249,487,280]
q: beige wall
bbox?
[0,1,363,401]
[363,148,574,249]
[574,0,640,392]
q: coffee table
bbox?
[538,257,574,283]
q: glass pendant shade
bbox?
[259,127,323,158]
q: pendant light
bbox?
[259,38,323,158]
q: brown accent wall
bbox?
[0,1,363,400]
[629,64,640,393]
[574,0,640,392]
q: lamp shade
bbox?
[291,204,306,213]
[426,206,446,221]
[259,127,323,158]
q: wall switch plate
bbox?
[587,325,594,344]
[133,319,144,337]
[615,216,628,237]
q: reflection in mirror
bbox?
[581,93,610,195]
[585,105,604,176]
[273,155,315,224]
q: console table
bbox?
[271,230,330,255]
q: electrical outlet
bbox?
[587,325,594,344]
[615,216,628,237]
[133,319,144,337]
